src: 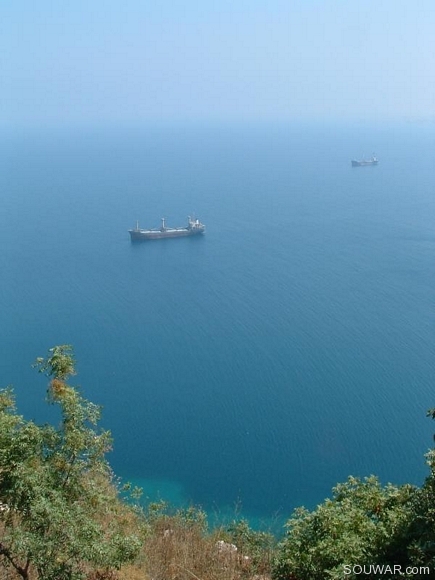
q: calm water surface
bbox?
[0,121,434,528]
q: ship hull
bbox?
[129,228,204,241]
[351,159,378,167]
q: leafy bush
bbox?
[0,346,144,580]
[272,476,416,580]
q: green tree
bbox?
[272,476,416,580]
[0,346,144,580]
[403,409,435,571]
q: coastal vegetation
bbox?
[0,346,434,579]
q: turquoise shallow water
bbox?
[0,121,434,527]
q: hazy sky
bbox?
[2,0,434,126]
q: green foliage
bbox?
[0,346,144,580]
[272,476,416,580]
[403,413,435,571]
[34,344,76,381]
[174,505,208,532]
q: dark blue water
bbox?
[1,121,434,528]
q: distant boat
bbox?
[351,155,379,167]
[129,216,205,241]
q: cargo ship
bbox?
[129,216,205,241]
[351,155,379,167]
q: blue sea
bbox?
[1,121,434,530]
